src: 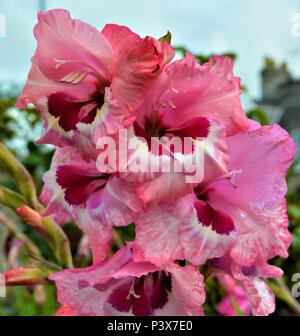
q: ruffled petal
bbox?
[25,9,111,95]
[230,201,291,265]
[17,9,112,109]
[134,119,228,207]
[159,264,205,316]
[76,210,113,264]
[87,177,142,227]
[17,9,112,145]
[180,204,235,265]
[232,266,276,316]
[198,125,295,266]
[213,255,282,316]
[137,54,248,136]
[101,24,167,133]
[133,202,188,265]
[213,125,297,213]
[41,147,141,263]
[50,246,204,316]
[49,247,134,316]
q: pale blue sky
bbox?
[0,0,299,106]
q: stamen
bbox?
[54,58,70,70]
[126,279,141,300]
[167,100,176,109]
[169,86,179,93]
[200,169,242,192]
[53,58,105,82]
[60,71,87,84]
[227,169,242,188]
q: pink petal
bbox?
[159,264,205,316]
[133,204,186,266]
[76,209,112,264]
[180,206,234,265]
[88,177,142,227]
[50,246,205,316]
[138,54,249,137]
[230,201,291,266]
[16,59,95,110]
[49,247,134,316]
[217,293,250,316]
[42,146,143,263]
[233,268,276,316]
[40,184,72,225]
[135,119,228,207]
[101,24,166,133]
[136,171,194,207]
[34,9,111,85]
[18,9,112,108]
[213,125,296,213]
[213,256,280,316]
[17,9,112,145]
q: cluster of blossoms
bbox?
[17,9,296,316]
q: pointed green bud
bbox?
[17,206,73,268]
[3,265,50,286]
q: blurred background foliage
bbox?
[0,51,299,316]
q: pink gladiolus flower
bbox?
[130,54,247,205]
[132,125,296,267]
[41,146,142,264]
[16,9,297,316]
[49,246,205,316]
[182,125,295,266]
[134,53,248,139]
[17,9,172,147]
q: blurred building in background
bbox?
[256,57,300,189]
[257,57,300,132]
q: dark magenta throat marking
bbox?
[48,92,104,132]
[56,165,109,207]
[107,271,172,316]
[133,116,210,155]
[194,192,235,235]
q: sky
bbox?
[0,0,299,108]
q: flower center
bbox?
[194,190,235,235]
[107,271,172,316]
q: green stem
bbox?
[0,143,39,209]
[0,186,27,210]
